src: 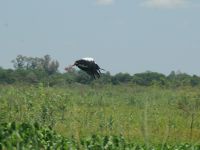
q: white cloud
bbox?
[141,0,188,8]
[96,0,114,6]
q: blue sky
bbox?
[0,0,200,75]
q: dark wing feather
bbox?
[75,59,102,79]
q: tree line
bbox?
[0,54,200,87]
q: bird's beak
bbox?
[64,67,68,71]
[64,63,75,71]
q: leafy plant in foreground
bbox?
[0,122,200,150]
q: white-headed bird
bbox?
[65,57,104,79]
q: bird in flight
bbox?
[65,57,105,79]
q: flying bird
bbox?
[65,57,105,79]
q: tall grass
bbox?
[0,84,200,145]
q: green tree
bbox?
[11,55,26,69]
[12,54,59,75]
[41,55,59,75]
[114,73,132,83]
[190,75,200,87]
[132,71,166,86]
[167,71,192,87]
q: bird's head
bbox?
[73,61,78,66]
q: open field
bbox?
[1,84,200,148]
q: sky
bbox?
[0,0,200,75]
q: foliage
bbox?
[0,55,200,86]
[0,122,69,149]
[1,85,200,144]
[0,122,200,150]
[132,71,166,86]
[1,55,200,149]
[11,54,59,75]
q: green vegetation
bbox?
[1,84,200,149]
[0,55,200,87]
[1,55,200,149]
[1,122,200,150]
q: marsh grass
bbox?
[0,84,200,145]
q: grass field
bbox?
[1,84,200,148]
